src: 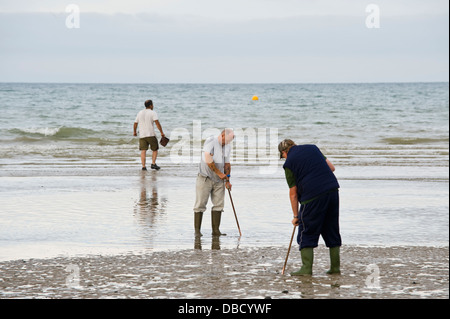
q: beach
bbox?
[0,166,448,299]
[1,0,449,303]
[0,82,448,299]
[0,245,448,299]
[1,165,448,260]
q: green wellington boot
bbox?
[194,212,203,237]
[290,247,314,276]
[211,211,227,236]
[326,246,341,275]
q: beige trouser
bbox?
[193,174,225,213]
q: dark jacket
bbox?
[283,144,339,202]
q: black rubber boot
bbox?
[211,211,226,236]
[194,212,203,237]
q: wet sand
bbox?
[0,245,448,299]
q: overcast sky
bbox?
[0,0,448,83]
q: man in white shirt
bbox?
[133,100,165,170]
[193,129,234,237]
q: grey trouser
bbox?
[193,174,225,213]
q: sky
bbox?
[0,0,448,83]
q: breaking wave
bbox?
[9,127,98,138]
[381,137,449,145]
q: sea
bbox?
[0,82,448,261]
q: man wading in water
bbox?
[279,139,342,276]
[133,100,165,170]
[193,129,234,237]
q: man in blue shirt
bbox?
[279,139,341,276]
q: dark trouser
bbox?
[297,190,341,250]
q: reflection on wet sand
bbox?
[134,172,168,248]
[134,172,238,252]
[195,235,221,250]
[195,233,242,251]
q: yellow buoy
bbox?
[252,95,259,101]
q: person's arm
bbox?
[224,163,232,190]
[290,186,299,226]
[133,122,138,136]
[224,163,231,176]
[326,158,335,172]
[284,167,299,225]
[205,152,227,180]
[154,120,165,137]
